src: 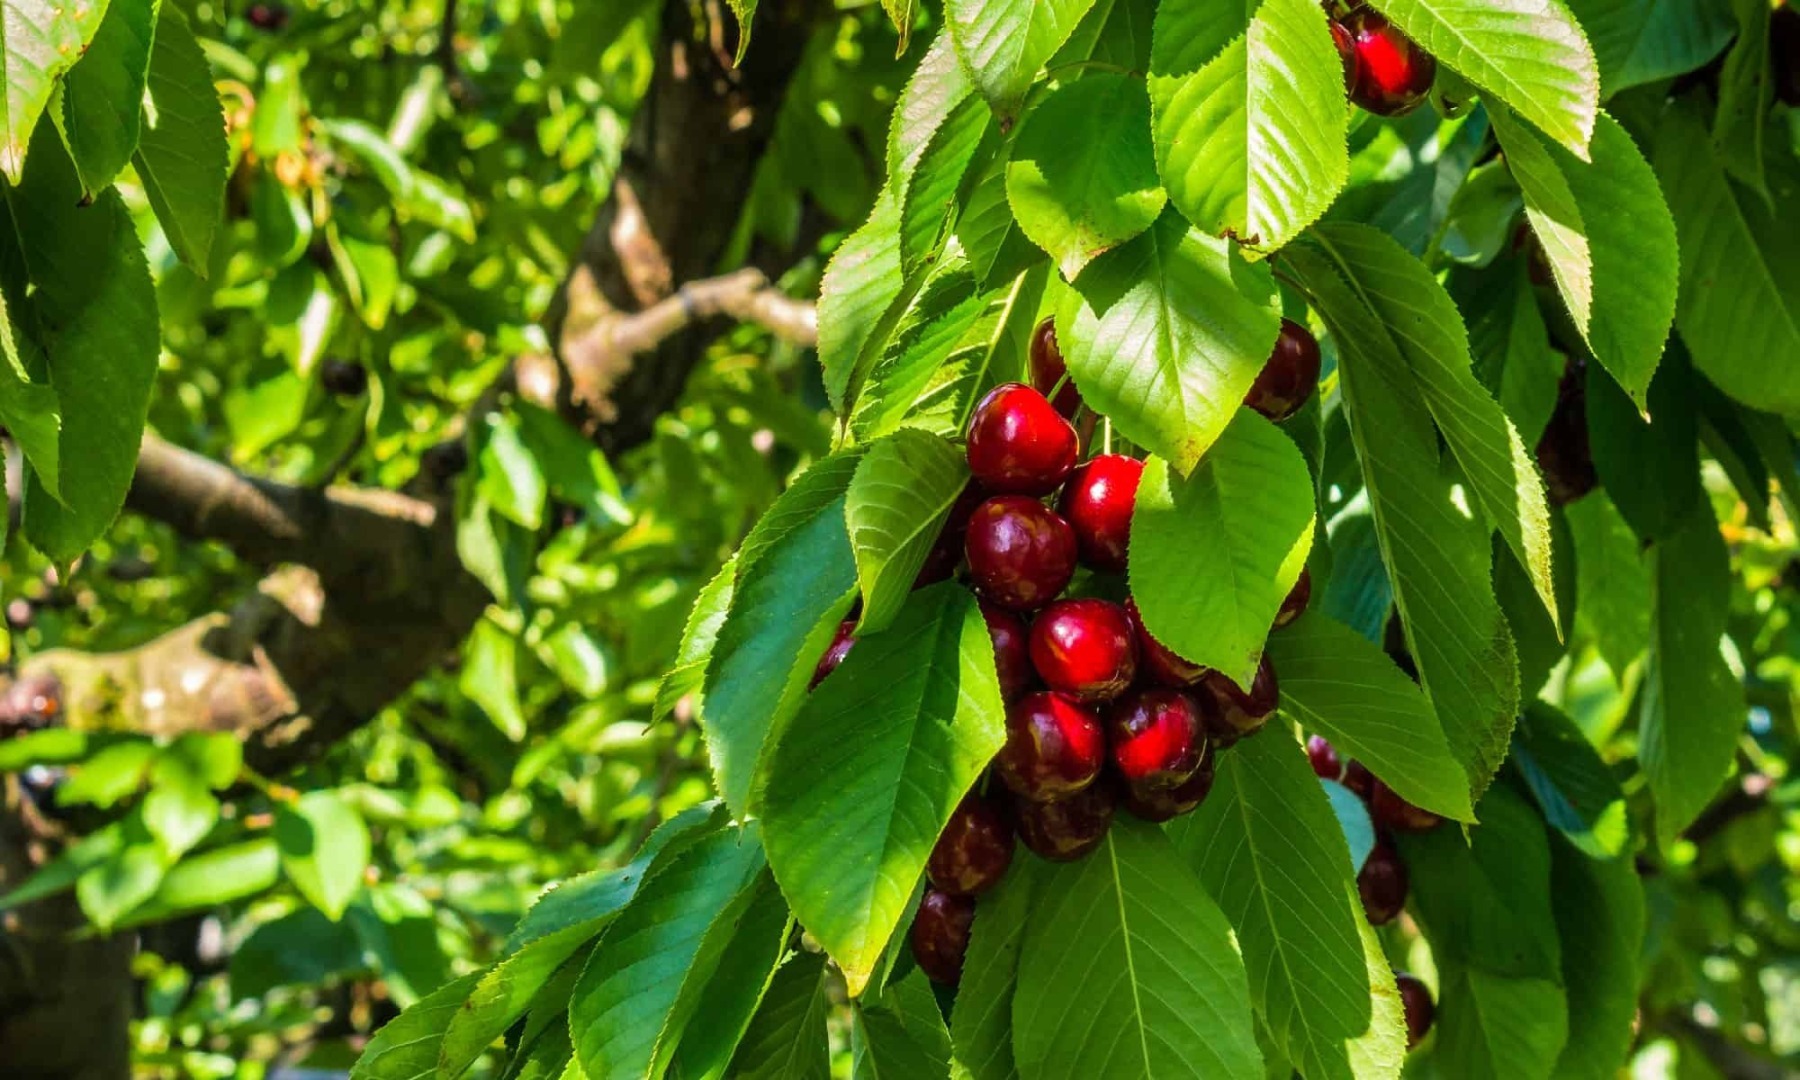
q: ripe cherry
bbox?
[1370,780,1442,833]
[1358,836,1409,926]
[1344,9,1437,117]
[1342,759,1376,801]
[996,691,1106,801]
[1122,752,1218,822]
[911,887,976,985]
[1029,598,1138,701]
[1244,318,1322,422]
[1057,455,1143,572]
[928,792,1015,896]
[979,600,1035,700]
[1395,971,1436,1050]
[965,496,1078,611]
[1307,734,1343,781]
[1030,318,1081,416]
[1125,598,1208,687]
[966,383,1079,496]
[1199,656,1279,747]
[1013,780,1116,861]
[1330,20,1362,93]
[1272,568,1312,630]
[1536,360,1596,507]
[1107,688,1208,789]
[809,620,856,689]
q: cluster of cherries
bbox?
[1328,4,1439,118]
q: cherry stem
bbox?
[1103,417,1113,456]
[1047,370,1073,401]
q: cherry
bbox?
[917,485,985,587]
[966,383,1079,496]
[1198,656,1279,747]
[1343,10,1437,117]
[928,792,1015,896]
[1244,318,1322,422]
[910,887,976,985]
[1125,597,1208,687]
[1013,780,1116,861]
[1107,688,1208,789]
[1272,568,1312,630]
[1029,598,1138,701]
[809,620,857,690]
[1395,971,1436,1050]
[1342,759,1375,801]
[1306,734,1343,781]
[319,359,369,397]
[1330,20,1362,93]
[996,691,1106,801]
[1121,752,1218,822]
[1370,780,1442,833]
[979,600,1035,701]
[247,2,291,31]
[965,496,1078,611]
[1056,455,1142,572]
[1358,836,1409,926]
[1029,318,1081,416]
[1536,360,1596,507]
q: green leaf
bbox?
[852,969,953,1079]
[819,192,904,416]
[725,0,756,61]
[1511,702,1628,859]
[0,822,123,910]
[1451,260,1564,447]
[1432,964,1568,1080]
[882,0,919,54]
[846,429,972,635]
[442,932,596,1078]
[53,0,155,194]
[1563,490,1648,679]
[567,827,767,1080]
[76,841,166,931]
[352,972,485,1080]
[463,618,527,742]
[479,413,548,530]
[1584,353,1700,543]
[141,772,220,860]
[1641,501,1743,848]
[1492,108,1676,404]
[900,95,989,278]
[0,728,86,771]
[274,790,371,920]
[666,874,791,1079]
[134,3,227,272]
[1129,416,1315,686]
[1370,0,1599,157]
[1435,160,1524,267]
[1562,0,1733,94]
[1005,73,1164,279]
[1012,819,1263,1079]
[56,739,155,808]
[1712,0,1770,195]
[654,558,737,725]
[945,0,1099,119]
[0,322,60,501]
[121,839,280,926]
[1148,0,1347,253]
[318,118,475,242]
[957,135,1046,291]
[0,0,111,179]
[1055,209,1281,473]
[1170,732,1405,1080]
[950,858,1038,1080]
[728,953,832,1080]
[851,259,988,441]
[759,584,1005,996]
[329,228,399,329]
[1549,837,1642,1080]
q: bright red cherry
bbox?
[927,792,1015,896]
[910,887,975,985]
[1343,759,1376,801]
[1370,780,1443,833]
[1344,9,1437,117]
[1199,656,1279,747]
[1396,971,1436,1049]
[1121,752,1217,822]
[1107,688,1208,789]
[1028,598,1138,701]
[965,496,1078,611]
[1273,568,1312,629]
[1358,836,1408,926]
[1307,734,1343,781]
[809,620,856,689]
[1029,318,1081,416]
[979,600,1034,700]
[1056,455,1142,572]
[1125,597,1208,687]
[1330,20,1361,92]
[1013,781,1116,861]
[1244,318,1322,422]
[996,691,1105,801]
[966,383,1078,496]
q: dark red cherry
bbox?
[917,484,986,587]
[1029,318,1081,416]
[1342,759,1375,801]
[1199,656,1279,747]
[996,691,1105,801]
[1056,455,1143,572]
[1244,318,1322,422]
[1370,781,1443,833]
[1344,10,1437,117]
[910,887,976,985]
[809,620,857,689]
[1395,971,1436,1050]
[966,383,1079,496]
[965,496,1078,611]
[1121,751,1217,822]
[1358,836,1409,926]
[979,600,1034,701]
[1536,360,1596,507]
[1029,598,1138,701]
[1107,688,1208,789]
[1307,734,1343,781]
[928,792,1015,896]
[1125,597,1208,688]
[1272,568,1312,629]
[1013,781,1116,861]
[1330,20,1361,93]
